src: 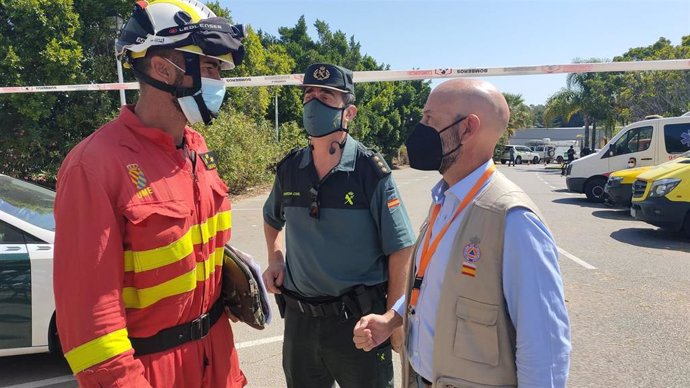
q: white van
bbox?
[565,114,690,202]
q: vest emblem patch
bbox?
[463,242,481,263]
[461,240,481,277]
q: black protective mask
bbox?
[405,117,466,171]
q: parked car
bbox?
[630,150,690,237]
[566,114,690,202]
[500,145,540,164]
[553,146,580,164]
[529,145,557,163]
[604,166,653,207]
[0,174,61,357]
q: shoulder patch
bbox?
[275,146,302,170]
[367,151,391,178]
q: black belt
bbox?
[130,298,225,356]
[280,283,386,319]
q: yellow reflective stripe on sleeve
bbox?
[123,247,225,309]
[123,210,232,273]
[64,328,131,374]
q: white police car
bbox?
[0,174,60,357]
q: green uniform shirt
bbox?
[263,135,415,297]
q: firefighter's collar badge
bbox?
[200,151,219,170]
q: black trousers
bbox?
[282,297,393,388]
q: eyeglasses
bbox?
[309,186,320,219]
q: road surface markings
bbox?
[4,337,287,387]
[558,247,597,269]
[236,335,284,349]
[3,376,75,388]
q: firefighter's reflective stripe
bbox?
[123,210,231,272]
[64,328,132,374]
[122,247,225,309]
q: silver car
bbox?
[500,145,540,165]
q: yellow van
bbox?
[630,151,690,237]
[604,166,653,207]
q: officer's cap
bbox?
[302,63,355,95]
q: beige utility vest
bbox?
[402,172,544,388]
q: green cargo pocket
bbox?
[452,297,499,366]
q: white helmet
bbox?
[115,0,245,70]
[115,0,246,124]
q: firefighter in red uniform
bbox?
[53,1,247,386]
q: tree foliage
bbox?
[495,93,533,160]
[2,2,686,194]
[261,17,430,162]
[544,37,690,149]
[0,0,130,184]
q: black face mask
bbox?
[405,117,466,171]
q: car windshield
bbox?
[0,175,56,231]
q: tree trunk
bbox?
[583,117,590,150]
[591,120,597,149]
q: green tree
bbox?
[261,16,431,163]
[530,104,546,128]
[614,36,690,120]
[0,0,131,185]
[2,1,83,183]
[543,58,612,149]
[494,93,534,160]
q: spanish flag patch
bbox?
[461,262,476,277]
[387,198,400,209]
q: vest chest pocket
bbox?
[453,297,499,366]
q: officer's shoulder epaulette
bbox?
[362,147,391,178]
[275,146,302,170]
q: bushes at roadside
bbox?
[197,107,306,195]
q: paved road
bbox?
[1,163,688,388]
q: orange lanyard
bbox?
[408,164,496,313]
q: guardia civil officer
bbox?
[262,63,416,388]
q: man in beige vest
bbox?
[353,79,571,388]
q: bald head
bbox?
[419,79,509,182]
[429,78,509,136]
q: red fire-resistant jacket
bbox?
[54,106,246,387]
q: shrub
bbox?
[197,108,279,195]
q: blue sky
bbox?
[220,0,690,106]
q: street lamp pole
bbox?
[274,93,279,142]
[113,16,126,106]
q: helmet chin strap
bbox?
[132,53,215,124]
